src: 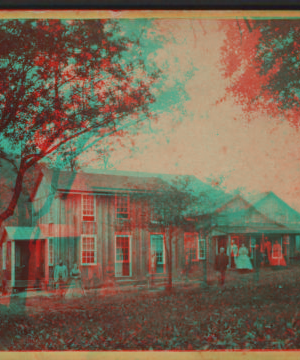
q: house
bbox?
[0,167,213,290]
[2,164,300,292]
[204,192,300,270]
[0,160,40,289]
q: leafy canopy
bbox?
[221,19,300,127]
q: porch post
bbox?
[2,242,6,270]
[285,235,290,266]
[11,240,15,288]
[45,238,49,285]
[227,235,231,268]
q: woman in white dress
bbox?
[65,263,85,298]
[236,243,253,271]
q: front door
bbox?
[115,235,131,277]
[216,236,228,255]
[150,234,165,274]
[15,240,45,281]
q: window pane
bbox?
[82,195,94,219]
[116,195,129,218]
[184,234,197,261]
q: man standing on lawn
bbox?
[54,259,68,296]
[215,247,229,287]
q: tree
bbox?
[46,127,128,171]
[221,19,300,126]
[0,19,161,228]
[139,176,206,291]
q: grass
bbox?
[0,265,300,350]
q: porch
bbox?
[2,227,50,291]
[211,227,300,269]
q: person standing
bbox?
[270,240,286,267]
[65,263,85,298]
[236,243,253,272]
[54,259,68,296]
[215,247,229,287]
[231,241,238,269]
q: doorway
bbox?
[15,240,45,282]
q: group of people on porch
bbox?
[229,237,286,270]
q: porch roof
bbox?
[215,225,300,235]
[5,224,81,240]
[5,226,47,240]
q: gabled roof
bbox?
[40,167,171,194]
[247,191,300,226]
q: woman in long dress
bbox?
[269,240,287,266]
[65,263,85,298]
[236,243,253,271]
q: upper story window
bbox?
[82,194,95,222]
[115,194,130,219]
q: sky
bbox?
[85,19,300,212]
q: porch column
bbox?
[45,238,49,284]
[2,242,6,270]
[284,235,290,266]
[227,235,231,268]
[11,240,15,288]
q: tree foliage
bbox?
[0,19,161,225]
[221,19,300,126]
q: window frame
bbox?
[115,194,130,220]
[81,194,96,222]
[184,232,198,262]
[184,232,206,261]
[81,235,97,266]
[198,237,206,260]
[150,233,166,274]
[115,233,132,277]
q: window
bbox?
[198,238,206,260]
[81,235,97,265]
[82,195,95,222]
[115,194,130,219]
[115,235,131,276]
[150,234,165,274]
[49,238,54,266]
[185,233,206,261]
[184,233,198,261]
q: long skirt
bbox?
[65,279,84,298]
[269,256,286,267]
[236,255,253,270]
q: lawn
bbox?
[0,266,300,350]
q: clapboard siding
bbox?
[29,190,206,287]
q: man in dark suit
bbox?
[215,247,229,287]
